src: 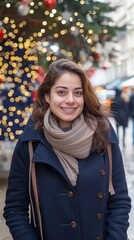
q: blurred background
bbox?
[0,0,134,239]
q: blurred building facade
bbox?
[104,0,134,83]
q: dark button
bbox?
[97,192,103,199]
[96,237,101,240]
[70,221,77,228]
[100,169,105,176]
[35,155,38,159]
[97,213,103,220]
[67,191,74,198]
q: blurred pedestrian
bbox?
[111,88,129,147]
[4,59,131,240]
[129,87,134,145]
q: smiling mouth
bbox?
[61,107,77,113]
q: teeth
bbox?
[62,108,75,112]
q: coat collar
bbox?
[21,117,47,144]
[108,122,119,144]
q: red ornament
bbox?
[32,91,37,101]
[44,0,56,9]
[93,53,100,62]
[101,65,107,70]
[0,29,4,41]
[36,66,46,83]
[99,34,105,43]
[87,67,96,77]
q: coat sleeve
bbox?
[106,142,131,240]
[3,139,39,240]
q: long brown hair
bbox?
[32,58,110,151]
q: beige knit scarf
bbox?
[43,108,96,186]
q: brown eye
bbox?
[57,90,66,95]
[75,91,83,96]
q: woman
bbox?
[4,59,131,240]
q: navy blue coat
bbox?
[4,118,131,240]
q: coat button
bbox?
[70,221,77,228]
[97,192,103,199]
[97,213,103,220]
[67,191,74,198]
[100,169,105,176]
[96,237,101,240]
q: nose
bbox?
[65,93,75,103]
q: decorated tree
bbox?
[0,0,125,142]
[0,0,125,65]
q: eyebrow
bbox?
[56,86,83,90]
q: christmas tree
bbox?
[0,0,125,142]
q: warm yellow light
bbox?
[52,56,57,61]
[14,29,19,34]
[3,116,7,121]
[13,43,18,48]
[30,1,34,6]
[17,110,21,115]
[10,98,14,102]
[92,11,96,15]
[41,29,45,33]
[54,33,59,38]
[9,112,13,116]
[57,16,62,21]
[61,20,66,24]
[88,29,93,34]
[38,1,42,6]
[42,21,47,26]
[30,9,34,14]
[4,133,8,137]
[18,37,23,42]
[7,127,11,132]
[50,13,54,17]
[52,23,57,28]
[60,30,67,35]
[52,9,57,14]
[80,29,84,33]
[6,3,11,8]
[3,109,7,113]
[46,56,51,61]
[80,0,85,4]
[14,119,19,124]
[33,32,38,37]
[11,24,16,29]
[103,29,108,33]
[10,19,15,23]
[3,17,9,24]
[76,22,80,26]
[91,47,96,52]
[87,38,92,44]
[80,23,84,28]
[44,10,49,15]
[8,122,13,127]
[70,26,76,31]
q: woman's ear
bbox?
[45,93,50,103]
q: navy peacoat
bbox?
[3,118,131,240]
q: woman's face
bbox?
[45,72,84,128]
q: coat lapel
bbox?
[32,141,70,185]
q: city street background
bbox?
[0,117,134,240]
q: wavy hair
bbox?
[32,58,110,151]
